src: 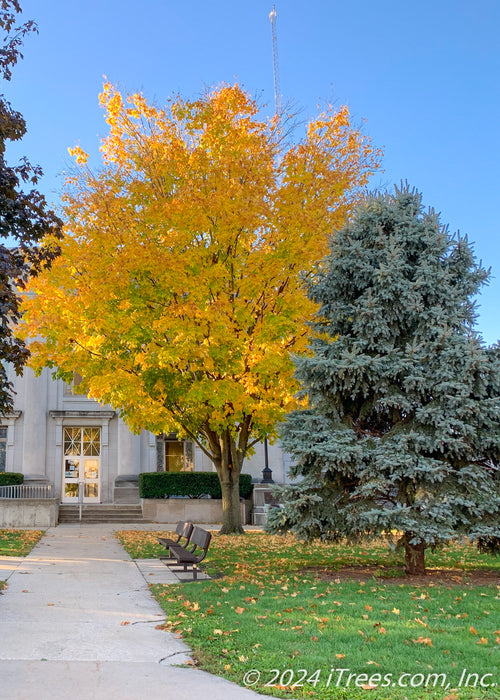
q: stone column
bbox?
[21,367,48,483]
[114,417,141,503]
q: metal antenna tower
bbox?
[269,5,281,114]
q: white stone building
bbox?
[0,366,290,505]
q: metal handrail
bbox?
[0,484,56,499]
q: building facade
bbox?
[0,366,290,503]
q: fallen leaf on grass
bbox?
[412,636,432,646]
[235,606,245,614]
[335,654,345,659]
[415,617,429,628]
[477,637,488,645]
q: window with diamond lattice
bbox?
[83,428,100,456]
[64,428,101,456]
[64,427,81,456]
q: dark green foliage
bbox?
[0,1,62,413]
[139,471,253,500]
[0,471,22,485]
[269,185,500,571]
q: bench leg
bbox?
[167,562,199,579]
[167,562,192,571]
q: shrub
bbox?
[139,471,253,500]
[0,472,24,486]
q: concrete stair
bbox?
[58,504,150,524]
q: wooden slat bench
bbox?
[157,521,193,556]
[166,525,212,580]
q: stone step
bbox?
[58,505,149,524]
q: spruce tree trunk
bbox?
[404,534,426,575]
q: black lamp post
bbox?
[261,437,274,483]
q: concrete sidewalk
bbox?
[0,524,274,700]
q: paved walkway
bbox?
[0,524,275,700]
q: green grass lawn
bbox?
[0,529,44,589]
[117,530,500,699]
[0,529,43,557]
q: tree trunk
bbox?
[219,464,244,535]
[404,534,426,575]
[200,424,250,535]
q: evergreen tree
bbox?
[268,185,500,575]
[0,1,61,412]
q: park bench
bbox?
[157,521,193,555]
[165,525,212,580]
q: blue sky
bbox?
[4,0,500,344]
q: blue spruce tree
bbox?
[268,186,500,575]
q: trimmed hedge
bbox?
[139,471,253,500]
[0,472,24,486]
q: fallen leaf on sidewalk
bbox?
[120,621,130,626]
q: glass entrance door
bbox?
[62,427,101,503]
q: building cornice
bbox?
[49,410,116,419]
[1,411,22,420]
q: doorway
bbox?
[62,427,101,503]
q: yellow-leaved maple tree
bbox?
[20,83,381,533]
